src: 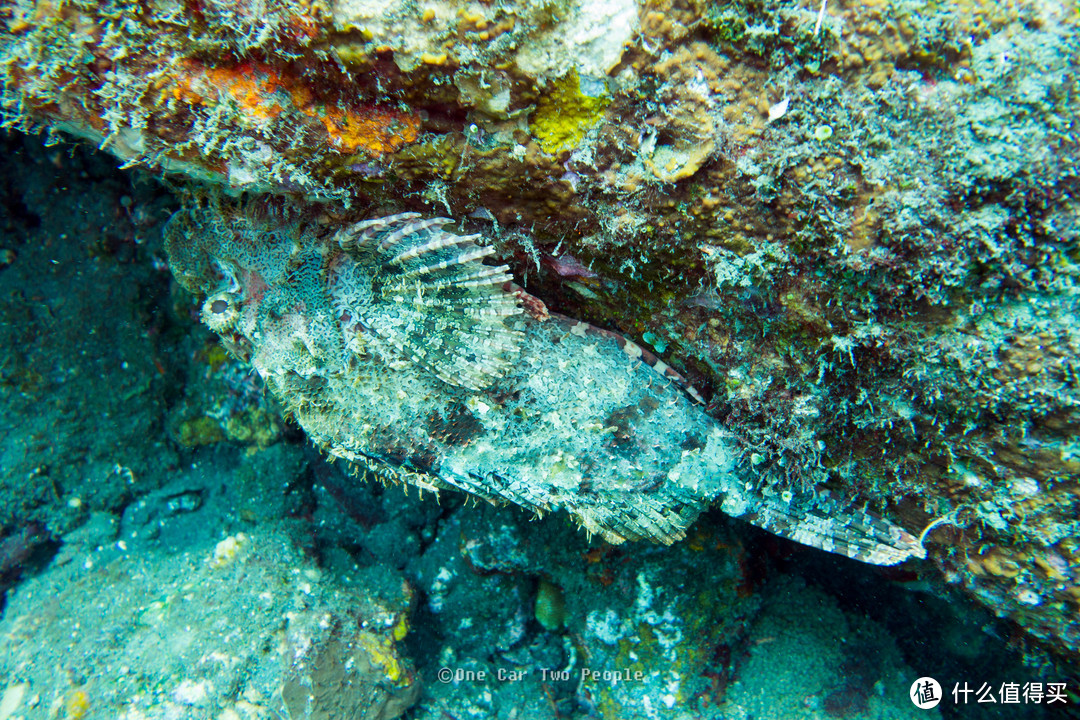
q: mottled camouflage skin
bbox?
[165,205,926,564]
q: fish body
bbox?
[165,205,925,564]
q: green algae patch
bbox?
[534,578,567,631]
[529,70,611,154]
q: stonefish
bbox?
[165,202,926,565]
